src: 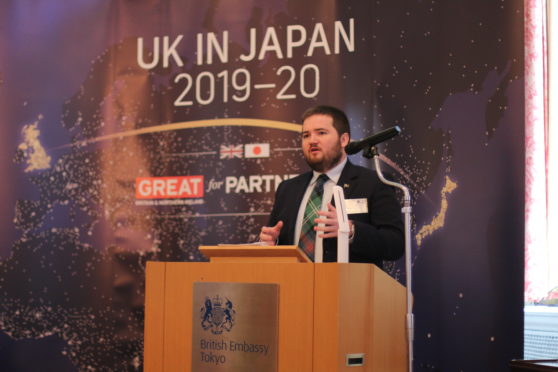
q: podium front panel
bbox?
[145,261,406,372]
[155,262,314,372]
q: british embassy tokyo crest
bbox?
[200,295,236,334]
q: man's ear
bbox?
[340,132,350,147]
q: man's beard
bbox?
[304,142,344,172]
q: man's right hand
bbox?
[259,221,283,245]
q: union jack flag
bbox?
[220,144,243,159]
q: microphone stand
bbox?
[363,145,414,372]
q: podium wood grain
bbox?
[313,264,406,372]
[144,261,166,372]
[145,257,406,371]
[146,261,314,372]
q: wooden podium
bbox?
[144,245,407,372]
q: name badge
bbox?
[345,198,368,214]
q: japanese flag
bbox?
[244,143,270,158]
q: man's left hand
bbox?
[315,203,339,239]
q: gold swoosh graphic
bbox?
[415,176,457,247]
[60,118,302,148]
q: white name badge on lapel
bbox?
[345,198,368,214]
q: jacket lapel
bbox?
[336,160,359,198]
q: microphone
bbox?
[345,126,401,155]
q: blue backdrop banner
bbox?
[0,1,524,371]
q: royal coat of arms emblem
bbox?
[200,295,236,334]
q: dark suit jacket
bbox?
[268,160,404,267]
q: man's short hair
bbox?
[301,105,351,138]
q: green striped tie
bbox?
[298,174,329,261]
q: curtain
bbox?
[524,0,550,302]
[525,0,557,302]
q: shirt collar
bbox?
[310,157,347,185]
